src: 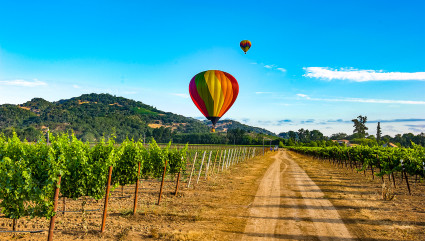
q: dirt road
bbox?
[242,150,354,240]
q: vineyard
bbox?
[0,132,265,239]
[288,144,425,195]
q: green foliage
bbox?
[352,115,368,138]
[145,139,170,178]
[278,141,284,148]
[289,145,425,178]
[0,133,60,219]
[168,143,188,174]
[112,138,145,186]
[0,130,261,223]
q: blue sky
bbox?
[1,0,424,136]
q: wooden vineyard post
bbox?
[229,149,234,167]
[404,171,411,195]
[48,175,61,241]
[12,219,17,231]
[196,151,207,184]
[211,150,219,174]
[221,150,227,171]
[377,155,384,182]
[62,197,66,215]
[205,151,212,180]
[133,162,141,215]
[347,152,353,172]
[101,166,113,233]
[217,150,223,173]
[187,152,198,188]
[392,173,396,188]
[225,149,229,169]
[174,169,181,196]
[157,159,168,205]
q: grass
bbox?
[132,107,159,115]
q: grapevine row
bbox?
[0,131,264,235]
[288,144,425,194]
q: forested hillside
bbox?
[0,93,276,143]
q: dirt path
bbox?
[242,150,354,240]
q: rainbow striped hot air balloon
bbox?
[240,40,251,54]
[189,70,239,132]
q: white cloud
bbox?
[72,84,81,89]
[296,93,310,99]
[260,64,286,73]
[172,93,189,98]
[297,94,425,105]
[0,79,47,87]
[303,67,425,82]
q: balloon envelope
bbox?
[189,70,239,129]
[240,40,251,54]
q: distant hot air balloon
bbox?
[240,40,251,54]
[189,70,239,132]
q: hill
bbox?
[0,93,276,143]
[206,119,276,136]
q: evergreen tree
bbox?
[376,122,382,143]
[352,115,368,138]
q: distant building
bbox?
[332,139,352,146]
[383,142,398,148]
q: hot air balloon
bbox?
[189,70,239,132]
[240,40,251,54]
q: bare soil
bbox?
[1,150,424,241]
[289,150,425,241]
[242,150,354,240]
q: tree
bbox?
[330,133,348,140]
[352,115,368,138]
[376,122,382,143]
[288,131,297,142]
[310,130,324,141]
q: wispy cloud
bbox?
[171,93,189,98]
[72,85,81,89]
[277,119,292,126]
[405,124,425,133]
[260,63,287,73]
[301,119,315,124]
[241,118,250,123]
[369,119,425,123]
[406,124,425,128]
[323,118,425,124]
[296,93,309,98]
[258,120,272,125]
[303,67,425,82]
[0,79,47,87]
[297,94,425,105]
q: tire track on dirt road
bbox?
[242,150,354,241]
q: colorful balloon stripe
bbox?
[189,70,239,126]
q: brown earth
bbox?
[1,150,424,240]
[242,151,354,240]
